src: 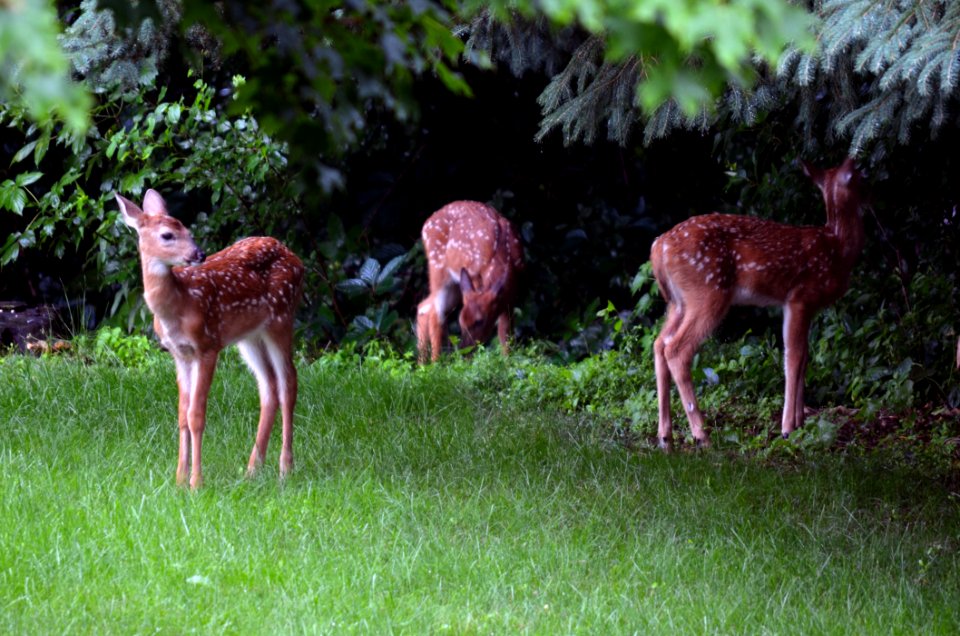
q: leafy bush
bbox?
[89,326,160,368]
[0,73,410,348]
[809,269,960,414]
[336,253,412,346]
[1,74,294,323]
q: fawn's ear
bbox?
[142,189,168,216]
[837,157,858,185]
[800,160,823,187]
[115,194,143,230]
[460,267,476,293]
[490,267,508,295]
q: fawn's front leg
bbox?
[186,353,218,490]
[174,357,193,486]
[781,303,813,437]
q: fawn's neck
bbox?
[832,202,864,266]
[140,259,189,319]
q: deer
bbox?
[649,158,865,450]
[416,201,524,363]
[116,189,304,489]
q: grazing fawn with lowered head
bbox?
[417,201,524,363]
[650,158,865,450]
[117,190,304,488]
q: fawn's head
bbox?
[801,157,862,215]
[117,189,206,271]
[458,267,508,346]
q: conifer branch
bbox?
[467,1,960,158]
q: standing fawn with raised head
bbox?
[650,158,864,450]
[417,201,524,363]
[117,190,304,488]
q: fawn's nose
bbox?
[193,248,206,264]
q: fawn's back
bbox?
[161,237,303,351]
[652,213,856,311]
[422,201,523,287]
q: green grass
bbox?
[1,353,958,634]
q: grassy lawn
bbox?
[1,353,958,633]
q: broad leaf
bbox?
[359,258,381,285]
[377,254,406,284]
[336,278,370,297]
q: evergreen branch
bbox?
[940,27,960,94]
[478,1,959,157]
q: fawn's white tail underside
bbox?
[417,201,524,363]
[117,189,304,488]
[650,158,865,449]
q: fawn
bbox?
[416,201,524,363]
[650,158,865,449]
[117,189,304,488]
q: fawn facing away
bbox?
[117,190,304,488]
[650,158,865,450]
[417,201,524,363]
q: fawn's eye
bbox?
[160,232,175,241]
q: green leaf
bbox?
[106,135,120,159]
[336,278,370,296]
[1,237,19,264]
[34,129,50,164]
[435,63,473,98]
[145,113,158,136]
[15,172,43,187]
[120,172,145,194]
[0,0,92,136]
[166,103,182,125]
[377,254,406,284]
[8,188,28,215]
[353,315,375,332]
[359,258,381,285]
[12,141,38,164]
[422,15,465,61]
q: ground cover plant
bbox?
[1,344,958,634]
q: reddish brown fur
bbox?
[118,189,304,488]
[417,201,524,363]
[649,158,864,449]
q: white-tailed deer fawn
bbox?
[117,189,304,488]
[650,158,864,449]
[417,201,524,363]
